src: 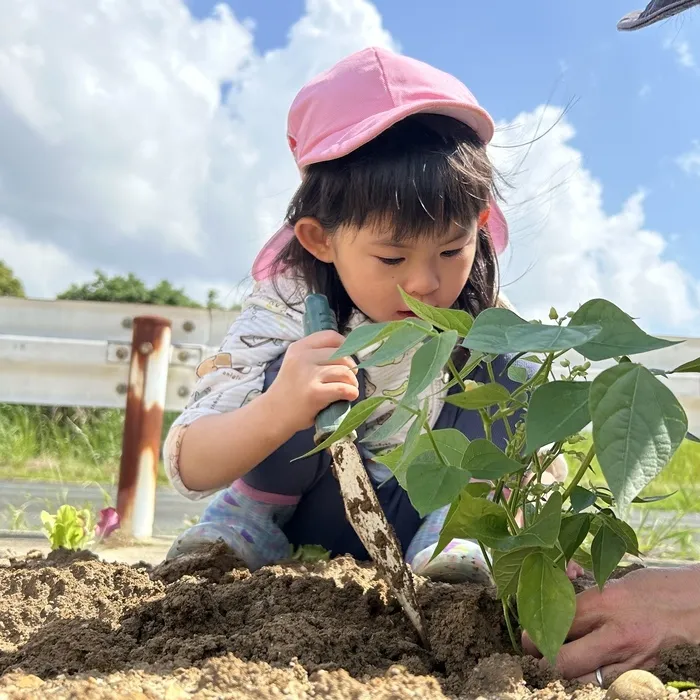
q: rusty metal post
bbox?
[117,316,172,540]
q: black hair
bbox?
[269,113,501,331]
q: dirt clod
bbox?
[605,670,666,700]
[0,545,699,699]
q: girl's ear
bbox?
[294,217,334,263]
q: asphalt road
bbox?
[1,480,699,543]
[0,480,207,535]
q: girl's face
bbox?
[295,218,479,323]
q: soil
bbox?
[0,543,697,699]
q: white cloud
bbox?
[0,0,394,299]
[664,37,696,68]
[0,0,697,335]
[491,108,699,333]
[0,219,93,298]
[678,140,700,176]
[639,83,651,98]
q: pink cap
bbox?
[253,47,508,281]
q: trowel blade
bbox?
[329,436,428,646]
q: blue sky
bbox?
[2,0,697,333]
[189,0,700,290]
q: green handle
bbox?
[303,294,352,444]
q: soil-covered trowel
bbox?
[303,293,428,647]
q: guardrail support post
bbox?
[117,316,172,540]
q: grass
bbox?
[563,435,700,513]
[0,404,175,486]
[2,404,699,505]
[1,403,699,559]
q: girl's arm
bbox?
[163,282,305,500]
[169,390,298,494]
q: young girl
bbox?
[163,47,566,583]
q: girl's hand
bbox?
[267,330,360,434]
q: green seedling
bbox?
[291,544,332,563]
[667,681,699,690]
[41,504,120,550]
[41,504,95,551]
[319,289,696,664]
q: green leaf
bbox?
[590,363,688,510]
[402,400,428,462]
[376,428,469,489]
[492,548,538,598]
[292,544,331,562]
[361,402,415,446]
[517,551,576,665]
[667,682,700,691]
[443,382,511,410]
[596,511,640,556]
[405,330,458,400]
[330,322,392,359]
[570,486,597,513]
[504,323,602,353]
[399,288,474,335]
[672,357,700,374]
[558,514,591,561]
[405,452,472,517]
[591,523,626,590]
[461,439,523,481]
[357,323,431,368]
[464,482,493,498]
[508,364,529,384]
[462,308,527,354]
[435,490,511,554]
[632,492,676,504]
[296,397,387,458]
[569,299,681,361]
[517,492,563,549]
[525,381,592,454]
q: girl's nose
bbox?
[403,265,440,300]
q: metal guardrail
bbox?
[0,296,239,411]
[1,296,698,540]
[0,296,240,540]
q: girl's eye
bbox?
[377,257,404,266]
[441,248,464,258]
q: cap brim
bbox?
[617,0,700,30]
[252,224,294,281]
[252,199,509,282]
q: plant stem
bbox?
[504,503,520,533]
[503,415,514,441]
[479,410,492,441]
[478,542,494,577]
[512,354,554,400]
[503,600,521,653]
[447,357,467,391]
[486,360,497,385]
[561,444,597,502]
[425,423,449,467]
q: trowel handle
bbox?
[303,294,351,444]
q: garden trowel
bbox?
[303,293,428,647]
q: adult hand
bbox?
[523,565,700,685]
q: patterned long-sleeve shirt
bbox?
[163,276,447,500]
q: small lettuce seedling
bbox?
[41,504,95,551]
[305,290,698,664]
[41,505,120,551]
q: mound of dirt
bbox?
[0,543,697,699]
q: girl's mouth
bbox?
[397,310,417,319]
